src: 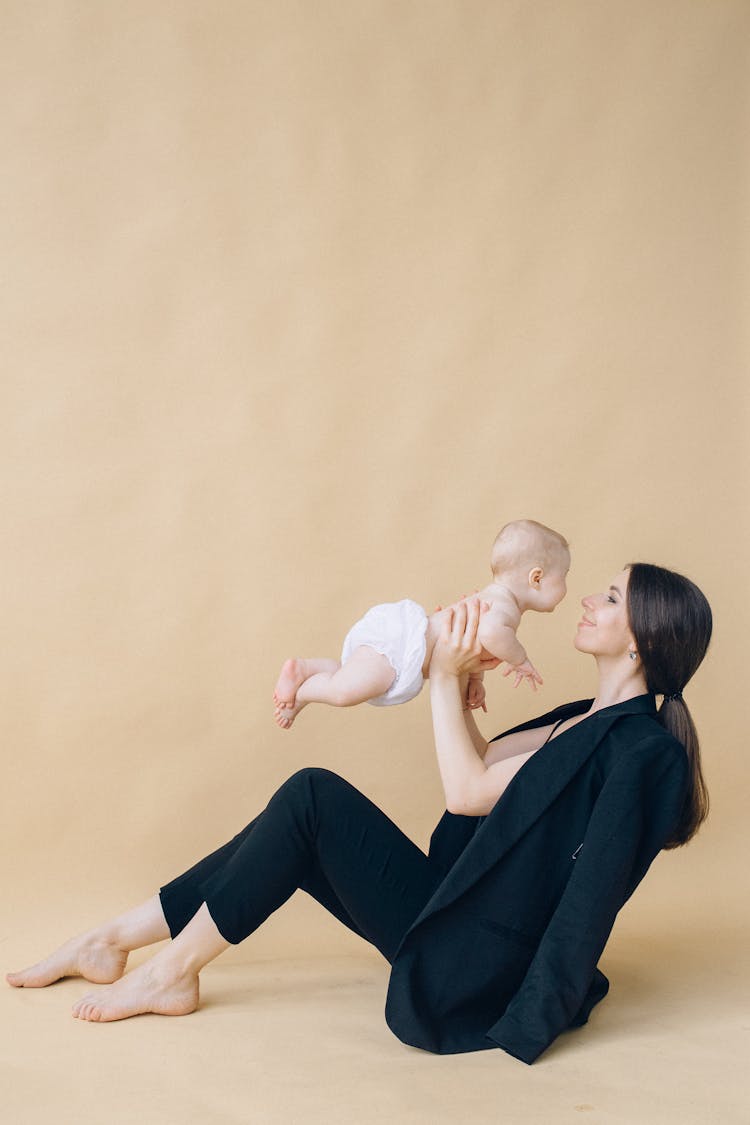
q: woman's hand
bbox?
[430,596,503,680]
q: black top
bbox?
[473,716,568,830]
[385,693,690,1064]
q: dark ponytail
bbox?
[626,563,712,848]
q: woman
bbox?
[6,562,712,1064]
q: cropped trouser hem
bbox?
[158,767,445,962]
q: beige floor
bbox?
[3,917,747,1125]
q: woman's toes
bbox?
[7,934,127,989]
[73,993,93,1018]
[6,963,53,988]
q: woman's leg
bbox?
[6,894,170,988]
[7,810,268,989]
[70,767,445,1021]
[160,767,443,959]
[71,901,229,1022]
[7,807,267,990]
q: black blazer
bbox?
[385,693,689,1064]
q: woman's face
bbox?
[574,567,636,658]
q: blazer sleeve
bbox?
[485,735,689,1064]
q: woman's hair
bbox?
[626,562,712,848]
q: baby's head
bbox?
[491,519,570,612]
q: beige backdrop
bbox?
[2,0,747,989]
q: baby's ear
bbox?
[528,566,544,587]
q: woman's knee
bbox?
[268,767,349,832]
[274,767,347,805]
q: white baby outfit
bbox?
[340,598,429,707]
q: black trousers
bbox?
[158,767,447,963]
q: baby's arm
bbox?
[477,613,528,667]
[477,609,543,690]
[465,671,486,711]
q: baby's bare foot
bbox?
[72,960,199,1022]
[273,698,307,730]
[6,932,128,989]
[273,658,308,710]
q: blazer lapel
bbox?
[402,694,657,938]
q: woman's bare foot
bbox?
[273,698,307,730]
[272,658,309,709]
[6,931,129,989]
[72,957,199,1022]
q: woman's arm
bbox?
[430,669,488,811]
[462,699,490,759]
[429,599,552,816]
[459,673,560,764]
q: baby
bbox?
[273,519,570,729]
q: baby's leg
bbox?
[273,658,340,709]
[274,647,396,729]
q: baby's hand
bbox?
[501,658,543,692]
[465,677,487,713]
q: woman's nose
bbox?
[581,594,594,609]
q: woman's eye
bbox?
[606,595,616,603]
